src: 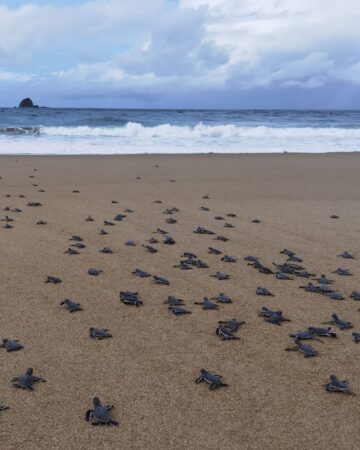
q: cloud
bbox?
[1,0,360,106]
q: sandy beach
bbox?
[0,153,359,450]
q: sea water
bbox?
[0,108,359,154]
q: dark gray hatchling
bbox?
[212,293,232,304]
[256,287,274,296]
[216,325,239,340]
[60,299,82,313]
[168,306,191,316]
[85,397,119,426]
[0,338,24,352]
[307,327,337,338]
[221,255,237,263]
[132,269,151,278]
[46,276,62,284]
[352,332,360,343]
[194,298,219,310]
[285,340,318,357]
[195,369,228,390]
[164,296,184,306]
[64,248,80,255]
[322,314,353,330]
[11,368,46,391]
[120,291,142,307]
[89,328,112,339]
[289,330,323,343]
[153,276,170,286]
[0,404,9,411]
[350,291,360,301]
[88,268,102,276]
[332,268,352,276]
[99,247,113,254]
[338,251,354,259]
[325,375,354,395]
[218,319,245,332]
[209,272,230,280]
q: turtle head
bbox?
[93,397,100,406]
[330,375,337,381]
[332,313,338,319]
[2,338,8,343]
[26,368,33,375]
[89,328,94,336]
[200,369,207,375]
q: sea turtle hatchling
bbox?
[11,368,46,391]
[46,276,62,284]
[153,276,170,286]
[352,332,360,343]
[60,299,82,312]
[195,369,228,390]
[99,247,113,254]
[285,340,318,357]
[85,397,119,426]
[338,251,354,259]
[307,327,337,338]
[168,306,191,316]
[132,269,151,278]
[120,291,142,307]
[322,314,353,330]
[208,247,222,255]
[0,338,24,352]
[325,375,354,395]
[0,404,9,411]
[350,291,360,301]
[289,330,323,342]
[212,293,232,304]
[163,236,176,245]
[221,255,237,263]
[216,325,239,340]
[88,268,102,276]
[194,298,219,310]
[209,272,230,281]
[64,248,80,255]
[218,319,245,332]
[89,328,112,339]
[332,268,352,276]
[164,296,184,306]
[256,287,274,296]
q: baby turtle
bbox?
[99,247,113,254]
[125,240,136,246]
[164,296,184,306]
[85,215,94,222]
[330,215,339,219]
[71,243,86,249]
[350,291,360,301]
[221,255,237,263]
[276,272,293,280]
[208,247,222,255]
[114,214,126,221]
[244,256,258,262]
[60,299,82,313]
[99,229,109,235]
[322,314,353,330]
[46,276,62,284]
[166,218,177,224]
[0,404,9,411]
[325,375,354,395]
[216,325,239,340]
[212,293,232,304]
[224,223,235,228]
[153,276,170,286]
[195,369,227,390]
[259,307,290,325]
[164,236,176,245]
[89,328,112,339]
[327,291,344,301]
[0,338,24,352]
[142,245,157,254]
[194,298,219,310]
[120,291,142,307]
[285,340,318,358]
[132,269,151,278]
[27,202,42,207]
[104,220,115,226]
[196,260,209,269]
[64,248,79,255]
[209,272,230,281]
[36,220,47,225]
[299,282,321,293]
[88,268,102,276]
[307,326,337,338]
[256,287,274,296]
[289,330,323,343]
[218,319,244,332]
[338,251,354,259]
[332,268,352,276]
[11,368,46,391]
[194,227,215,235]
[314,274,334,284]
[215,235,229,242]
[85,397,119,426]
[69,234,82,241]
[352,332,360,343]
[168,306,191,316]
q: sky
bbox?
[0,0,360,108]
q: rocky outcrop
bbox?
[19,98,39,108]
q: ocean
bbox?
[0,108,359,154]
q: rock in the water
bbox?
[19,98,38,108]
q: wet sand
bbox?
[0,153,359,450]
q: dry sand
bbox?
[0,153,359,450]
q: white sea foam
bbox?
[0,122,359,154]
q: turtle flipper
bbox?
[85,410,93,422]
[195,376,204,384]
[110,420,119,426]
